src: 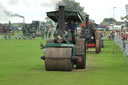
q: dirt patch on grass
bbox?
[73,55,99,72]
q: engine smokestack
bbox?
[59,5,65,32]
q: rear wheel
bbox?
[96,40,100,53]
[95,32,101,54]
[76,54,86,69]
[75,37,86,69]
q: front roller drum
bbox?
[45,48,73,71]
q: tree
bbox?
[103,18,116,23]
[45,17,55,28]
[56,0,84,13]
[101,18,117,25]
[44,0,85,27]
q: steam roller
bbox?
[40,5,88,71]
[80,14,102,54]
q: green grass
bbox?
[0,38,128,85]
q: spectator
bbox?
[67,21,76,44]
[19,34,22,40]
[8,34,11,40]
[14,33,18,40]
[48,26,52,38]
[31,26,36,39]
[22,26,28,36]
[0,27,2,34]
[74,23,77,35]
[80,22,86,34]
[45,26,48,39]
[41,27,45,40]
[4,34,7,40]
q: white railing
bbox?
[114,34,128,56]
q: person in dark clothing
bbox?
[48,26,52,38]
[45,26,48,39]
[41,26,45,39]
[67,21,76,44]
[89,21,96,43]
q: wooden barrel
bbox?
[45,48,73,71]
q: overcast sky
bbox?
[0,0,127,24]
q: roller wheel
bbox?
[95,31,101,40]
[95,31,101,54]
[76,54,86,69]
[75,37,86,69]
[45,48,73,71]
[96,40,100,54]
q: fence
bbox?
[114,34,128,56]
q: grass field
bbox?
[0,38,128,85]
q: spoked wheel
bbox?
[96,40,100,54]
[45,48,73,71]
[76,54,86,69]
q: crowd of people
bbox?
[0,32,53,40]
[0,32,35,40]
[0,21,108,40]
[40,25,52,40]
[108,30,127,41]
[0,24,53,40]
